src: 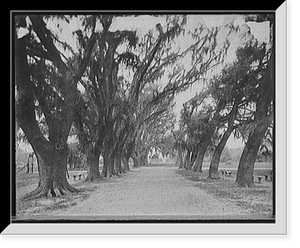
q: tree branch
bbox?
[74,29,98,81]
[30,15,67,71]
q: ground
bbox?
[15,162,274,221]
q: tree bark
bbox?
[114,155,125,174]
[23,142,79,200]
[101,149,115,177]
[86,147,101,181]
[184,150,192,170]
[208,130,232,179]
[235,119,271,187]
[192,141,210,173]
[176,147,184,169]
[122,156,130,171]
[139,151,148,166]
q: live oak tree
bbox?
[236,43,274,187]
[15,15,97,199]
[206,45,260,179]
[74,15,139,180]
[215,14,276,187]
[178,91,210,171]
[180,90,228,173]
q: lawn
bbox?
[176,164,274,216]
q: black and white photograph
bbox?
[7,7,288,235]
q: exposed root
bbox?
[22,186,47,201]
[22,183,79,201]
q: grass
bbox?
[176,164,274,216]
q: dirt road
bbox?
[44,165,252,220]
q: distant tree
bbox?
[172,129,185,169]
[67,142,87,170]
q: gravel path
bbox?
[47,165,251,220]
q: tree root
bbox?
[22,183,79,201]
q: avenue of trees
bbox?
[15,14,274,200]
[173,15,274,187]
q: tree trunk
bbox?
[235,122,270,187]
[101,150,115,177]
[190,151,198,168]
[133,156,140,168]
[208,128,233,179]
[23,144,78,200]
[140,151,148,166]
[114,154,125,174]
[176,147,184,169]
[193,141,210,173]
[86,147,101,181]
[122,156,130,171]
[184,150,192,170]
[26,162,30,173]
[209,102,238,179]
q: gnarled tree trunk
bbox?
[192,141,210,173]
[86,147,101,181]
[235,118,271,187]
[114,151,125,174]
[101,148,115,177]
[16,35,78,200]
[21,133,79,200]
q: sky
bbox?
[17,14,270,150]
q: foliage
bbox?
[67,142,87,169]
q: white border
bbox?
[273,0,287,236]
[3,3,287,235]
